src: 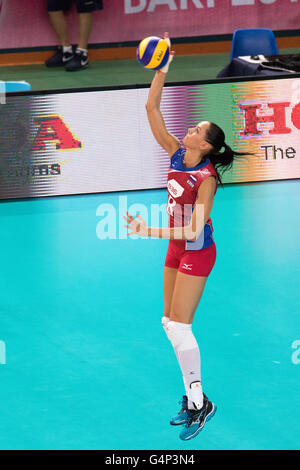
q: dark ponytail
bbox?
[205,122,251,186]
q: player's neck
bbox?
[183,149,206,168]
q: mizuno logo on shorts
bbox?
[182,264,192,270]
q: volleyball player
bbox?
[124,33,249,441]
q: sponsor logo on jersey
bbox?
[197,168,211,176]
[168,179,184,198]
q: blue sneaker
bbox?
[179,394,217,440]
[170,395,188,426]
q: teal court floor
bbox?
[0,49,299,450]
[0,180,299,450]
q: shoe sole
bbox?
[45,63,65,67]
[66,63,89,72]
[179,404,217,441]
[45,56,74,68]
[170,418,187,426]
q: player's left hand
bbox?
[123,212,148,237]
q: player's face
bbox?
[183,121,212,153]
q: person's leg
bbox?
[163,245,217,436]
[78,12,93,50]
[162,265,177,319]
[163,265,191,425]
[76,0,102,49]
[166,270,217,440]
[162,266,181,359]
[170,272,207,325]
[65,0,97,70]
[47,0,72,45]
[162,242,180,322]
[46,1,74,67]
[48,10,71,47]
[168,273,207,410]
[163,244,206,403]
[162,240,183,342]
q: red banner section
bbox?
[0,0,299,49]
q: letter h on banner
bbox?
[239,102,291,135]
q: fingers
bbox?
[123,211,143,223]
[123,212,145,237]
[160,32,174,74]
[123,221,135,235]
[123,211,134,223]
[123,211,138,236]
[123,211,134,235]
[163,31,171,48]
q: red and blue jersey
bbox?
[167,147,218,251]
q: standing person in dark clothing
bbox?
[45,0,103,71]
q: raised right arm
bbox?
[145,69,181,158]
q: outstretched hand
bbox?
[123,212,149,237]
[160,32,175,74]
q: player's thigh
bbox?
[170,272,207,324]
[163,266,178,317]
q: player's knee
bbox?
[169,311,182,323]
[166,320,197,352]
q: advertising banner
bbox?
[0,0,299,49]
[0,75,299,199]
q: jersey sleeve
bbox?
[199,163,218,196]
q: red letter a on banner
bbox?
[32,115,82,151]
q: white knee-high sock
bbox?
[162,315,185,386]
[178,344,203,410]
[163,318,204,410]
